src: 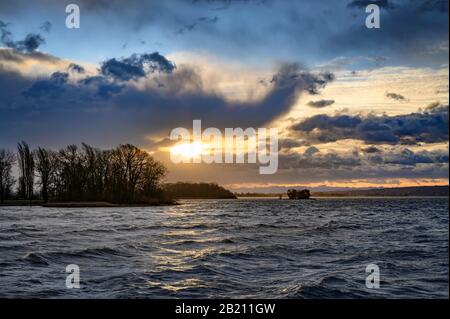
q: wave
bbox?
[284,275,374,299]
[21,246,131,265]
[2,198,448,298]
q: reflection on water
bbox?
[0,198,448,298]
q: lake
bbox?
[0,198,448,298]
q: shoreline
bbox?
[1,196,447,207]
[0,200,179,208]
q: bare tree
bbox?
[17,141,35,204]
[11,142,168,204]
[34,148,55,203]
[108,144,167,203]
[0,150,15,204]
[57,145,85,201]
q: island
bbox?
[163,182,237,199]
[287,189,311,199]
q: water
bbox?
[0,198,448,298]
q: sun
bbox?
[170,142,204,159]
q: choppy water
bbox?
[0,198,448,298]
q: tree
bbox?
[57,145,85,201]
[0,150,15,204]
[287,189,310,199]
[107,144,167,203]
[81,143,105,201]
[17,141,34,203]
[5,142,168,204]
[34,148,55,203]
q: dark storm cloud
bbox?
[263,146,448,186]
[419,0,449,13]
[78,75,125,99]
[347,0,392,9]
[279,151,361,170]
[279,146,448,170]
[379,148,449,166]
[0,50,334,147]
[291,104,449,145]
[0,65,33,109]
[100,53,176,81]
[307,99,335,108]
[330,0,449,66]
[347,0,448,13]
[14,34,45,53]
[270,64,334,94]
[22,72,69,99]
[103,62,335,130]
[1,1,448,67]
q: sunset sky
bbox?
[0,0,448,192]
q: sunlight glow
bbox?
[170,142,204,159]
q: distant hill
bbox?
[164,182,237,199]
[312,186,449,197]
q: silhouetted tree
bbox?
[81,143,105,201]
[17,141,34,203]
[106,144,167,203]
[56,145,85,201]
[34,148,55,203]
[5,142,168,204]
[0,149,15,204]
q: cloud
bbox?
[270,64,334,94]
[100,52,176,81]
[419,0,449,13]
[378,148,449,166]
[1,1,448,67]
[0,48,61,64]
[78,75,125,98]
[22,71,69,99]
[304,146,320,157]
[347,0,391,9]
[279,145,448,171]
[14,34,45,53]
[67,63,85,74]
[386,92,407,101]
[0,51,334,147]
[175,16,220,35]
[279,150,362,170]
[291,103,449,145]
[279,138,308,150]
[40,21,52,33]
[307,99,335,108]
[0,20,45,53]
[331,1,449,66]
[361,146,381,153]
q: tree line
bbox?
[164,182,237,199]
[0,142,167,204]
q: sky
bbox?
[0,0,448,191]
